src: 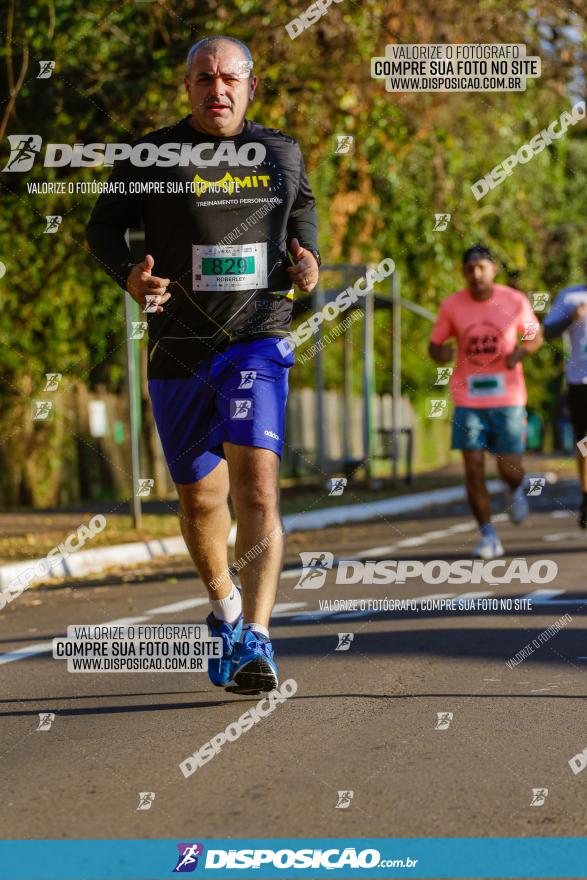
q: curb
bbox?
[0,480,503,592]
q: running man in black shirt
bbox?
[87,36,320,693]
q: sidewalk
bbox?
[0,453,572,591]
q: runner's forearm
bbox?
[287,204,319,254]
[86,219,134,290]
[543,313,573,340]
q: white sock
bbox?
[210,584,242,625]
[243,622,270,639]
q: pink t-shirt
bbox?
[430,285,538,408]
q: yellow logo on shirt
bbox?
[192,171,271,197]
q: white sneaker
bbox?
[474,533,504,560]
[508,484,529,524]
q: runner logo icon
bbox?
[44,373,62,391]
[433,213,451,231]
[231,399,253,420]
[428,399,447,418]
[37,60,55,79]
[136,792,155,811]
[527,477,546,496]
[435,367,453,385]
[3,134,42,172]
[335,790,354,809]
[531,292,550,312]
[335,633,354,651]
[173,843,204,872]
[435,712,454,730]
[36,712,55,731]
[238,370,256,389]
[530,788,549,807]
[328,477,347,495]
[44,215,62,233]
[294,552,334,589]
[334,135,354,154]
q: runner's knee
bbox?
[230,478,279,515]
[178,483,228,520]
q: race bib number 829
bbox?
[192,243,268,292]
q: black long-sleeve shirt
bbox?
[86,115,318,378]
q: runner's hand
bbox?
[126,254,171,314]
[505,345,524,368]
[573,302,587,323]
[287,238,319,292]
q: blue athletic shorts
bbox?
[451,405,527,454]
[148,337,294,484]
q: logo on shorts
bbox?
[238,370,256,389]
[264,429,279,440]
[231,399,253,420]
[173,843,204,872]
[294,552,334,589]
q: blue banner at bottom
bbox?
[1,838,587,879]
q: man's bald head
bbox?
[183,37,257,136]
[185,37,254,78]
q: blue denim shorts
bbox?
[451,405,527,454]
[148,337,294,484]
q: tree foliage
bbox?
[1,0,585,502]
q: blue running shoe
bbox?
[206,612,243,688]
[225,629,279,695]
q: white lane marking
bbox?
[531,686,559,692]
[0,603,205,667]
[355,521,480,558]
[551,510,572,519]
[0,642,55,665]
[284,520,481,578]
[543,532,587,542]
[272,602,308,616]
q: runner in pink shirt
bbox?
[429,245,543,559]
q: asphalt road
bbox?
[1,480,587,848]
